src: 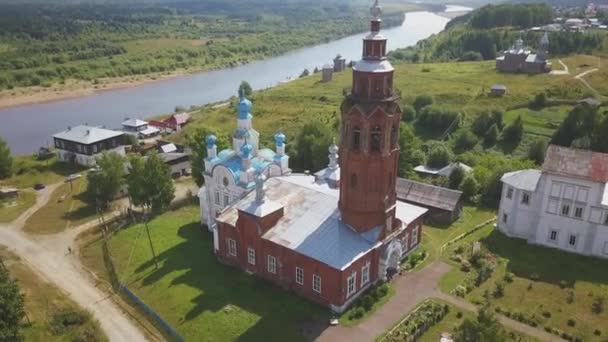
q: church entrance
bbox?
[379,239,403,281]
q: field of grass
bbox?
[0,247,106,342]
[0,190,36,223]
[0,155,82,190]
[176,59,588,149]
[23,178,97,234]
[438,225,608,341]
[80,206,328,342]
[585,68,608,98]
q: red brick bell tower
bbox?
[338,0,401,234]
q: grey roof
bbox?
[491,84,507,90]
[578,98,601,107]
[122,118,148,127]
[157,152,189,163]
[160,143,177,153]
[218,174,427,270]
[501,169,542,192]
[53,125,123,145]
[396,178,463,212]
[414,162,473,177]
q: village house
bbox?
[209,1,428,313]
[150,113,191,132]
[498,145,608,259]
[496,33,552,74]
[333,54,347,72]
[53,125,126,167]
[122,118,160,139]
[156,152,191,178]
[396,178,464,225]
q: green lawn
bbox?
[80,206,328,342]
[418,206,495,270]
[0,155,83,190]
[23,178,97,234]
[0,190,36,223]
[0,247,106,342]
[585,68,608,98]
[439,226,608,341]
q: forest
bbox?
[0,0,406,90]
[389,3,607,64]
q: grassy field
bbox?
[0,155,82,190]
[418,206,495,270]
[0,247,106,342]
[175,58,590,149]
[0,190,36,223]
[438,225,608,341]
[585,68,608,98]
[23,178,97,234]
[80,206,328,342]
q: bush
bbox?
[594,329,601,336]
[530,92,547,108]
[493,281,505,298]
[377,284,389,297]
[472,110,504,137]
[503,272,514,283]
[417,106,460,132]
[50,309,87,334]
[566,290,574,304]
[349,307,365,319]
[426,142,452,168]
[454,130,479,153]
[402,104,416,122]
[592,295,605,314]
[559,280,568,289]
[527,138,548,164]
[483,124,499,147]
[501,115,524,147]
[413,95,434,112]
[542,311,551,318]
[456,311,463,319]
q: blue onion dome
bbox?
[241,142,253,158]
[205,134,217,147]
[238,92,253,120]
[274,131,286,147]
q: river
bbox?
[1,8,467,154]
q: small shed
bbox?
[490,84,507,97]
[396,178,464,225]
[578,98,601,108]
[321,64,333,82]
[0,187,19,201]
[333,54,346,72]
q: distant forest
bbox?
[0,0,405,90]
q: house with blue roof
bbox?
[198,93,291,236]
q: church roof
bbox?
[210,148,276,188]
[542,145,608,183]
[217,174,426,270]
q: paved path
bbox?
[549,59,570,76]
[574,68,600,97]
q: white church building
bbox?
[498,145,608,258]
[198,93,291,233]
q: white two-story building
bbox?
[498,145,608,258]
[53,125,126,167]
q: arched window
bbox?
[390,125,397,148]
[223,177,229,187]
[352,126,361,151]
[371,126,382,152]
[351,174,358,189]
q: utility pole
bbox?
[143,208,159,269]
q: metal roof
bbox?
[501,170,542,192]
[53,125,123,145]
[122,118,148,127]
[543,145,608,183]
[414,162,472,177]
[396,178,463,212]
[353,59,394,73]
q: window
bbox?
[296,267,304,285]
[568,235,577,247]
[227,239,237,256]
[346,273,357,298]
[352,127,361,151]
[92,144,98,153]
[267,255,276,274]
[247,248,256,265]
[313,274,322,293]
[549,230,558,242]
[361,263,370,286]
[215,191,220,205]
[390,125,397,148]
[521,193,530,205]
[502,213,508,224]
[351,174,358,190]
[411,226,418,247]
[506,188,513,199]
[561,204,571,216]
[223,177,229,187]
[574,207,584,219]
[604,214,608,225]
[223,194,229,206]
[370,126,382,152]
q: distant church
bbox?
[198,0,427,313]
[496,32,552,74]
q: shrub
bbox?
[594,329,601,336]
[454,130,479,153]
[361,295,374,311]
[472,110,504,137]
[527,138,548,164]
[50,309,87,334]
[542,311,551,318]
[559,280,568,289]
[377,284,389,297]
[567,319,576,327]
[544,326,552,333]
[402,104,416,122]
[530,92,547,108]
[413,95,434,112]
[350,307,365,319]
[460,261,471,272]
[493,281,505,298]
[456,311,463,319]
[503,272,514,283]
[426,142,453,168]
[592,295,605,314]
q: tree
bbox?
[426,142,452,169]
[460,175,479,202]
[592,113,608,153]
[299,69,310,78]
[86,152,126,210]
[483,124,499,147]
[413,95,433,112]
[527,138,548,164]
[291,121,332,172]
[0,266,25,342]
[455,304,508,342]
[530,92,547,109]
[449,165,466,189]
[501,115,524,146]
[0,136,12,179]
[128,153,175,215]
[238,81,252,97]
[187,127,229,186]
[454,130,479,153]
[401,104,416,122]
